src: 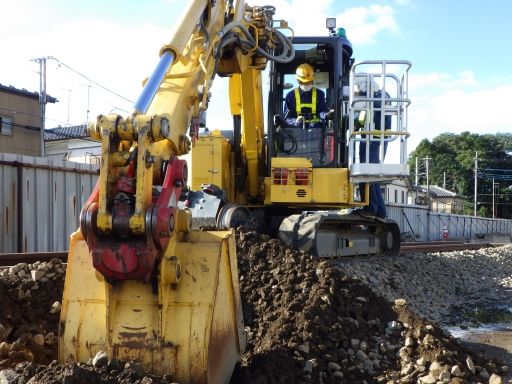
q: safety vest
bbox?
[294,88,320,123]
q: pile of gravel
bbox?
[0,259,64,370]
[336,244,512,326]
[0,233,509,383]
[232,231,508,383]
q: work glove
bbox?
[326,109,334,119]
[295,115,304,126]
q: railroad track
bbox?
[0,241,497,267]
[0,251,67,267]
[399,241,493,255]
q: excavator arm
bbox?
[59,1,293,382]
[82,0,293,280]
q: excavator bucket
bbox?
[59,229,245,383]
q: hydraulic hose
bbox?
[216,21,295,64]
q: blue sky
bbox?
[2,0,512,155]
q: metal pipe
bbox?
[16,162,22,253]
[132,0,210,115]
[0,160,97,175]
[0,251,67,266]
[133,51,175,115]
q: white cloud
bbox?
[392,0,412,6]
[408,70,512,153]
[452,70,477,87]
[337,5,400,45]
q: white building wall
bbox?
[385,182,408,204]
[45,139,101,164]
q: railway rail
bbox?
[399,241,494,254]
[0,241,498,267]
[0,251,67,267]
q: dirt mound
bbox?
[231,231,507,383]
[232,231,399,383]
[0,360,172,384]
[0,232,508,383]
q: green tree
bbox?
[408,132,512,218]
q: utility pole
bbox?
[415,157,419,186]
[474,151,478,217]
[67,89,72,123]
[86,84,91,123]
[423,156,431,196]
[415,157,419,204]
[493,179,499,219]
[492,177,495,219]
[32,57,49,157]
[443,172,446,189]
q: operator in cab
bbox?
[284,63,333,128]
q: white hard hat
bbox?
[354,74,379,93]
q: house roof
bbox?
[390,179,408,187]
[0,83,58,103]
[417,184,458,197]
[44,125,88,141]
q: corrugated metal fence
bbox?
[387,203,512,241]
[1,153,510,252]
[0,153,98,252]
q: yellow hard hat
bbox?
[296,63,315,83]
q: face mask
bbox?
[300,84,313,92]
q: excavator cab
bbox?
[264,27,411,209]
[268,37,348,169]
[263,31,356,208]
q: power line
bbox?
[45,115,78,127]
[481,168,512,173]
[0,98,126,128]
[480,175,512,180]
[48,56,134,104]
[0,106,41,119]
[1,103,86,128]
[0,119,41,132]
[479,169,512,180]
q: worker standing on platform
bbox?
[353,75,391,219]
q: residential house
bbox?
[382,179,409,204]
[44,125,101,164]
[408,184,464,214]
[0,84,57,156]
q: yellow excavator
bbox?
[58,0,411,382]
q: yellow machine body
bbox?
[191,130,234,201]
[191,134,366,208]
[60,228,245,383]
[264,157,355,205]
